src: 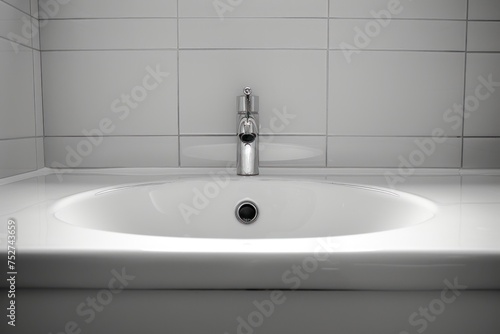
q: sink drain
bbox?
[235,201,258,224]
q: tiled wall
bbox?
[0,0,43,178]
[39,0,500,169]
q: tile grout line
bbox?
[38,17,483,21]
[40,53,47,167]
[40,134,495,138]
[35,4,44,167]
[40,48,484,53]
[176,0,181,167]
[325,3,330,168]
[0,136,43,142]
[38,0,48,167]
[460,0,470,168]
[31,44,39,168]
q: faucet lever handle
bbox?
[238,87,259,113]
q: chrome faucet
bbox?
[237,87,259,176]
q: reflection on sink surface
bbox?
[52,178,437,239]
[183,143,323,162]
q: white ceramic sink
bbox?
[52,178,436,239]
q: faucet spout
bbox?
[239,118,257,144]
[237,87,259,176]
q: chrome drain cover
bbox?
[235,201,258,224]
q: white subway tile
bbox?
[42,50,178,136]
[179,0,328,18]
[260,136,326,167]
[0,1,31,47]
[327,137,462,167]
[330,0,467,19]
[180,136,236,167]
[464,53,500,137]
[33,50,43,136]
[3,0,30,14]
[44,136,179,168]
[30,0,37,17]
[31,16,39,49]
[179,50,327,135]
[17,0,500,171]
[41,19,177,50]
[469,0,500,20]
[0,39,35,139]
[463,138,500,168]
[467,22,500,52]
[180,19,327,49]
[180,136,326,167]
[329,51,465,136]
[36,136,44,168]
[37,0,177,18]
[0,138,37,178]
[330,19,465,51]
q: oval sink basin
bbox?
[52,178,436,239]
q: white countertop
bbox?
[1,168,499,290]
